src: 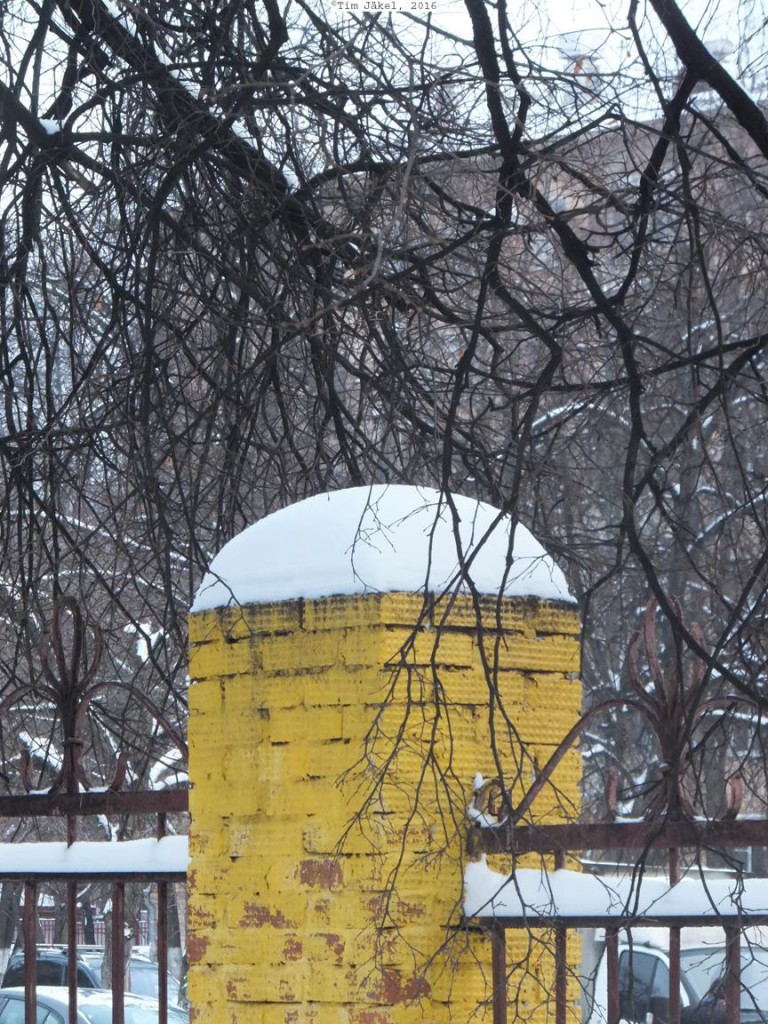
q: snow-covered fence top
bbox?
[464,860,768,924]
[192,484,574,612]
[0,836,187,880]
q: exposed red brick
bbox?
[365,895,385,918]
[313,898,331,923]
[239,902,296,928]
[298,858,342,889]
[188,905,216,929]
[283,936,303,961]
[186,934,209,964]
[321,932,344,964]
[367,969,431,1004]
[366,893,425,920]
[394,898,426,918]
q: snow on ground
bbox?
[464,858,768,920]
[192,485,574,611]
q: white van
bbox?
[583,927,768,1024]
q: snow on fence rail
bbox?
[464,861,768,924]
[0,836,188,881]
[0,789,189,1024]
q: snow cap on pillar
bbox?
[191,484,573,612]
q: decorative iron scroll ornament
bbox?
[624,599,743,821]
[470,599,751,830]
[0,596,187,796]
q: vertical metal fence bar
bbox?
[555,923,567,1024]
[112,883,125,1024]
[555,848,567,1024]
[668,926,681,1024]
[157,812,168,1024]
[157,883,168,1024]
[606,928,619,1024]
[492,925,507,1024]
[67,880,78,1024]
[668,846,681,1024]
[23,881,36,1024]
[725,925,741,1024]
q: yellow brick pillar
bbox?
[187,486,581,1024]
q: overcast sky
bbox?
[340,0,768,108]
[413,0,754,44]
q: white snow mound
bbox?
[463,859,768,921]
[191,484,574,611]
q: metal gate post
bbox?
[606,927,619,1024]
[725,925,741,1024]
[492,925,507,1024]
[112,883,125,1024]
[23,881,37,1024]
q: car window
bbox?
[78,957,102,986]
[0,995,61,1024]
[127,964,156,998]
[620,950,666,1022]
[652,961,671,1000]
[680,945,768,1012]
[3,963,65,989]
[37,964,64,987]
[1,969,23,989]
[0,998,28,1024]
[125,962,179,1002]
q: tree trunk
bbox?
[81,900,96,946]
[0,885,19,978]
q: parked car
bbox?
[584,926,768,1024]
[77,952,181,1004]
[1,950,98,991]
[1,950,181,1006]
[0,987,187,1024]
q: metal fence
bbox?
[36,916,150,947]
[0,599,189,1024]
[466,602,768,1024]
[0,790,189,1024]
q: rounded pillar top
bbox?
[191,485,573,612]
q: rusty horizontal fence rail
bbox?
[473,816,768,855]
[0,792,189,1024]
[0,790,188,818]
[0,868,186,881]
[484,912,768,928]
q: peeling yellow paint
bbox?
[188,593,581,1023]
